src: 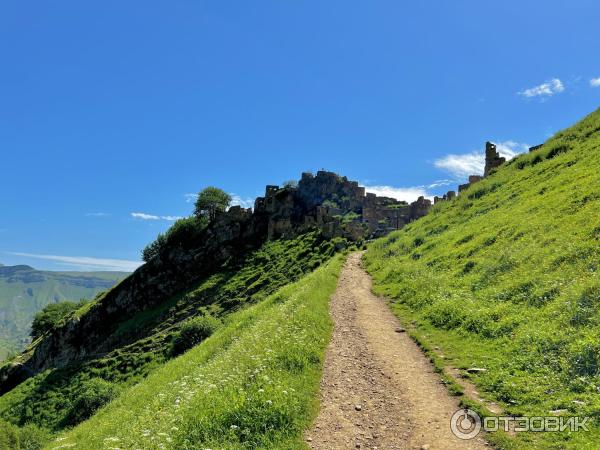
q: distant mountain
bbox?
[0,264,127,360]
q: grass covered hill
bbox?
[364,108,600,449]
[47,254,345,449]
[0,265,127,360]
[0,231,347,434]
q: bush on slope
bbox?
[364,108,600,449]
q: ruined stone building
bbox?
[484,141,506,176]
[252,170,432,240]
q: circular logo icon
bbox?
[450,408,482,440]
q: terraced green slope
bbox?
[0,266,127,360]
[364,109,600,449]
[47,253,344,449]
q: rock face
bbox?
[0,207,267,394]
[0,170,433,394]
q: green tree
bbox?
[141,232,167,262]
[141,216,208,262]
[194,187,231,221]
[30,301,84,339]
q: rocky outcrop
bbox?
[0,208,268,394]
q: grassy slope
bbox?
[0,269,127,359]
[0,231,346,433]
[364,109,600,449]
[47,254,345,449]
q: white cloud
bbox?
[230,194,254,209]
[434,152,485,178]
[131,212,182,221]
[363,185,431,203]
[85,212,110,217]
[425,179,455,189]
[7,252,142,272]
[184,193,197,203]
[519,78,564,98]
[590,77,600,87]
[434,141,529,178]
[494,140,530,159]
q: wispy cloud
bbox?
[363,185,431,203]
[131,212,182,221]
[184,193,197,203]
[494,140,530,159]
[590,77,600,88]
[230,194,254,209]
[434,141,529,178]
[434,152,485,178]
[425,179,455,189]
[519,78,564,98]
[7,252,141,272]
[85,212,110,217]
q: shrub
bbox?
[569,342,600,377]
[413,237,425,247]
[0,419,19,449]
[30,301,84,339]
[425,300,466,330]
[172,315,222,355]
[142,232,167,262]
[545,143,569,160]
[63,378,120,426]
[570,285,600,326]
[462,261,476,274]
[142,216,207,262]
[18,423,51,450]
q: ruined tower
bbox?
[484,141,505,176]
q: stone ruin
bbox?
[483,141,505,176]
[436,140,544,203]
[250,170,432,241]
[219,141,547,242]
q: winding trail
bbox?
[307,252,489,450]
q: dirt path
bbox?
[307,252,489,450]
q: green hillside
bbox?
[0,231,348,446]
[364,109,600,449]
[0,266,127,360]
[46,253,344,449]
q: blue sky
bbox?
[1,1,599,271]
